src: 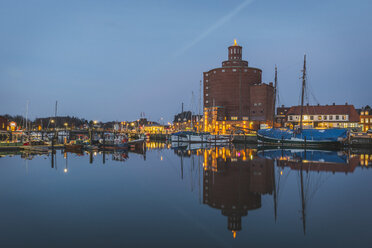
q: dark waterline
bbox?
[0,144,371,248]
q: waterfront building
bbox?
[173,111,202,131]
[285,103,359,129]
[203,40,275,133]
[358,105,372,132]
[275,105,290,127]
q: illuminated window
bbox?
[361,112,365,115]
[231,116,238,120]
[342,115,346,120]
[206,73,208,76]
[232,69,236,72]
[318,116,322,120]
[366,119,369,123]
[366,111,369,115]
[222,69,225,72]
[361,118,364,123]
[206,101,209,104]
[206,94,209,96]
[323,115,327,120]
[242,117,249,120]
[206,86,208,89]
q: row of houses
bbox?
[275,103,370,131]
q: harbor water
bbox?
[0,143,371,247]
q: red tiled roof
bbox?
[287,104,360,122]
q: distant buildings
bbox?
[0,116,7,131]
[285,103,360,129]
[203,40,275,133]
[358,106,372,132]
[173,111,202,131]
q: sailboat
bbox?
[257,55,348,147]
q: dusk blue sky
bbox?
[0,0,371,122]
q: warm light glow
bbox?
[232,230,236,239]
[64,168,68,173]
[280,170,283,175]
[160,156,163,161]
[234,39,237,46]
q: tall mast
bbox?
[272,65,278,128]
[299,55,306,130]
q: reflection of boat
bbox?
[257,149,359,173]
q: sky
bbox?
[0,0,371,122]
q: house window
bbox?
[206,100,209,104]
[323,115,327,120]
[318,116,322,120]
[336,115,339,120]
[206,73,208,76]
[206,94,208,96]
[244,69,247,72]
[231,116,238,120]
[232,69,236,72]
[206,80,208,82]
[329,115,333,120]
[342,115,346,120]
[206,86,208,89]
[222,69,225,72]
[366,118,369,123]
[242,117,249,120]
[310,116,314,120]
[289,116,293,121]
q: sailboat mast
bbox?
[299,55,307,130]
[272,65,277,128]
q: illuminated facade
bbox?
[359,106,372,132]
[285,103,360,129]
[203,41,275,133]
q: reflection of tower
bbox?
[203,147,274,237]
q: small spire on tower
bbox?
[234,39,237,46]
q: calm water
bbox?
[0,143,371,248]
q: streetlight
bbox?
[64,123,68,144]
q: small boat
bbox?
[171,131,211,143]
[99,134,129,150]
[207,135,232,143]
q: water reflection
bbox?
[0,142,371,239]
[172,144,372,237]
[202,146,274,238]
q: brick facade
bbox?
[203,42,274,123]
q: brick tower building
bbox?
[203,40,275,132]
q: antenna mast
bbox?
[299,55,306,131]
